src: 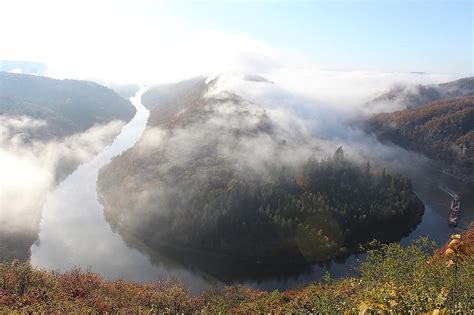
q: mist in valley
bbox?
[0,66,467,264]
[0,115,125,260]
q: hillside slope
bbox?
[1,228,472,313]
[0,71,136,140]
[366,96,474,180]
[367,76,474,111]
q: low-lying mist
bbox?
[103,70,454,206]
[203,71,437,170]
[0,116,124,260]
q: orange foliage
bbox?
[295,175,309,190]
[1,226,472,313]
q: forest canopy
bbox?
[99,148,423,263]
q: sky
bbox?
[0,0,472,83]
[154,1,472,73]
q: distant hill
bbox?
[98,76,423,265]
[108,83,140,99]
[368,77,474,110]
[0,60,47,75]
[365,96,474,180]
[0,71,136,141]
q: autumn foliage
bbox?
[366,96,474,179]
[1,227,473,313]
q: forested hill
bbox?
[367,77,474,111]
[365,96,474,180]
[141,77,207,126]
[0,71,136,140]
[98,76,424,264]
[1,228,472,313]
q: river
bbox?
[30,89,472,294]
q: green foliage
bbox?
[357,238,473,313]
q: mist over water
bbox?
[30,89,152,274]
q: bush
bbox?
[0,229,472,313]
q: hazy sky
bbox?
[0,0,472,83]
[153,1,472,73]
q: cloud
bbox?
[216,69,459,113]
[136,127,166,152]
[134,70,458,181]
[207,72,443,175]
[0,116,47,130]
[0,0,299,85]
[0,116,124,247]
[1,0,464,89]
[189,69,464,188]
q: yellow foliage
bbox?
[444,248,454,256]
[451,234,461,240]
[458,243,468,255]
[447,239,460,249]
[446,259,455,268]
[1,227,473,313]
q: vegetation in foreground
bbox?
[1,228,472,313]
[366,95,474,181]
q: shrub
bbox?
[0,229,472,313]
